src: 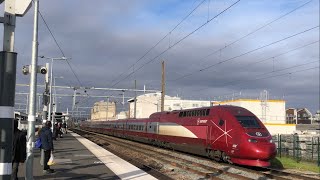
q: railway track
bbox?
[73,128,320,180]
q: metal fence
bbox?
[272,134,320,166]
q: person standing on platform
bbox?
[58,122,63,138]
[37,124,44,166]
[52,123,56,140]
[62,122,67,134]
[12,119,26,180]
[40,121,55,174]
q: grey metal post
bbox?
[25,94,29,113]
[48,59,53,132]
[41,63,49,123]
[53,76,63,113]
[72,88,77,120]
[134,80,137,119]
[38,95,41,112]
[26,0,39,178]
[106,97,109,120]
[54,77,56,112]
[122,92,124,111]
[161,61,165,112]
[39,56,68,126]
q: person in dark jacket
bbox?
[12,119,26,180]
[40,121,55,174]
[62,122,67,134]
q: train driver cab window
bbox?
[236,116,261,128]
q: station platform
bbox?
[17,131,157,180]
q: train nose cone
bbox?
[255,144,277,159]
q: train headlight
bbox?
[269,139,273,143]
[248,139,258,143]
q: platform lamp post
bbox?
[39,56,69,132]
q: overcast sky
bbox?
[5,0,319,115]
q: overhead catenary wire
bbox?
[171,25,319,81]
[108,0,207,87]
[185,40,319,87]
[104,0,208,102]
[195,64,319,94]
[35,1,86,94]
[237,40,319,69]
[110,0,241,88]
[187,0,314,67]
[242,66,319,85]
[219,59,318,88]
[112,0,311,88]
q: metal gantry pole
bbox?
[106,97,109,121]
[26,0,39,178]
[122,92,125,111]
[48,59,53,132]
[41,63,49,123]
[161,61,165,112]
[72,88,77,121]
[134,80,137,119]
[38,95,41,112]
[54,78,56,112]
[25,94,29,113]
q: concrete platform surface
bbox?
[16,130,157,179]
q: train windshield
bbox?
[236,116,261,128]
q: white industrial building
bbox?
[212,97,294,134]
[128,93,211,118]
[212,99,286,124]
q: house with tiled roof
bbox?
[286,108,313,124]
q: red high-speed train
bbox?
[81,105,276,167]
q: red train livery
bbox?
[81,105,277,167]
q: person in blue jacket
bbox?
[40,121,55,174]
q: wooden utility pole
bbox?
[161,61,165,112]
